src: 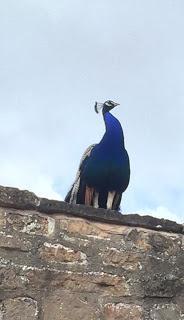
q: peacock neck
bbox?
[100,111,125,149]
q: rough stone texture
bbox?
[0,297,38,320]
[0,185,183,234]
[150,303,184,320]
[103,303,143,320]
[0,185,183,320]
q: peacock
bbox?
[65,100,130,210]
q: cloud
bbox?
[0,0,183,223]
[0,163,62,201]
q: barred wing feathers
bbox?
[65,144,96,204]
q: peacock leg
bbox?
[85,185,94,206]
[107,191,116,209]
[112,193,121,210]
[93,191,99,208]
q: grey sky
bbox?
[0,0,183,222]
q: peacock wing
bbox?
[65,144,96,204]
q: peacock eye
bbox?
[105,101,112,107]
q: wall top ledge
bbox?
[0,185,183,234]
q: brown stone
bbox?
[0,297,38,320]
[0,185,39,210]
[0,185,183,234]
[4,209,55,236]
[59,215,112,239]
[39,197,184,234]
[0,185,183,319]
[0,267,29,290]
[150,303,184,320]
[103,303,143,320]
[101,248,143,270]
[0,232,32,251]
[39,242,87,264]
[0,209,6,231]
[42,290,99,320]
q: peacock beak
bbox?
[94,102,103,113]
[113,102,120,107]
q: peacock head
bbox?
[95,100,120,114]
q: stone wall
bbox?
[0,186,183,320]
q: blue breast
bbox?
[82,111,130,192]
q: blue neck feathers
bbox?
[100,111,124,149]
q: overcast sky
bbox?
[0,0,183,223]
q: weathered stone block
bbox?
[103,303,143,320]
[150,303,184,320]
[0,266,29,290]
[42,291,98,320]
[0,297,38,320]
[0,232,32,251]
[5,209,55,236]
[39,242,87,264]
[101,247,143,270]
[0,186,39,210]
[0,185,183,319]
